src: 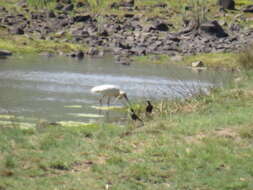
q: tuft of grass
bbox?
[238,46,253,70]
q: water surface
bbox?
[0,55,231,124]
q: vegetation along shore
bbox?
[1,0,253,189]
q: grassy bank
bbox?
[0,28,85,54]
[1,70,253,189]
[1,1,253,189]
[133,52,240,68]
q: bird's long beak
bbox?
[123,94,131,106]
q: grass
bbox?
[133,52,239,68]
[0,29,86,54]
[1,71,253,189]
[181,52,239,68]
[1,1,253,189]
[237,45,253,70]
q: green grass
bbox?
[1,71,253,189]
[182,52,239,68]
[133,52,239,68]
[0,32,86,54]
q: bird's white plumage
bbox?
[91,84,120,96]
[90,84,129,106]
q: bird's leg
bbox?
[112,96,119,105]
[99,95,105,106]
[107,97,111,106]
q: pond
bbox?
[0,55,231,125]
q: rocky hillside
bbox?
[1,0,253,58]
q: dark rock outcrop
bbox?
[243,5,253,13]
[200,20,228,37]
[10,27,24,35]
[0,50,12,57]
[55,3,64,10]
[63,4,74,11]
[2,3,253,58]
[154,22,169,31]
[217,0,235,10]
[73,14,92,22]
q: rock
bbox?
[47,10,56,18]
[69,50,84,59]
[62,0,72,4]
[63,4,74,11]
[57,0,71,4]
[191,61,204,67]
[76,1,88,8]
[131,47,146,55]
[0,50,12,56]
[154,22,169,31]
[10,27,24,35]
[31,12,44,20]
[217,0,235,10]
[98,50,104,57]
[76,50,84,59]
[0,6,6,12]
[111,0,134,8]
[87,48,99,56]
[73,14,92,22]
[124,13,135,18]
[243,5,253,13]
[200,20,228,37]
[229,23,242,32]
[153,3,167,8]
[110,2,119,9]
[115,56,131,65]
[99,30,109,37]
[71,29,90,38]
[120,0,135,7]
[118,42,132,49]
[55,3,64,10]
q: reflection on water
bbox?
[0,55,231,123]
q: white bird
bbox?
[91,84,130,106]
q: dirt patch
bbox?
[71,160,93,172]
[185,133,207,144]
[214,128,238,139]
[185,127,241,144]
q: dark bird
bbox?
[130,108,142,122]
[146,100,153,114]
